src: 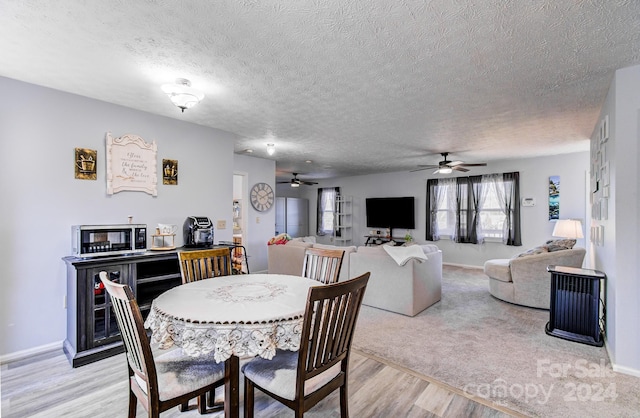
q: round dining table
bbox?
[144,273,321,418]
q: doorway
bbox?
[233,172,248,272]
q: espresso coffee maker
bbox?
[183,216,214,248]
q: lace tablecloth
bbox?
[144,274,319,362]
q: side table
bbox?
[545,265,606,346]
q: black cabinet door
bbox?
[85,265,131,348]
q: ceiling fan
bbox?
[277,172,318,187]
[411,152,487,174]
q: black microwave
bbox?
[71,224,147,258]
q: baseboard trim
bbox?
[443,262,484,270]
[611,363,640,377]
[0,341,62,365]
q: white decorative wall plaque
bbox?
[106,132,158,196]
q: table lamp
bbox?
[552,219,584,239]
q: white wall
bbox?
[0,77,274,357]
[593,64,640,375]
[299,152,589,266]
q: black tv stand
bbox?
[364,235,405,246]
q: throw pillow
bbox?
[512,245,549,259]
[267,233,291,246]
[545,239,576,252]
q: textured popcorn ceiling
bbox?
[1,1,639,181]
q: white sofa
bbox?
[350,245,442,316]
[268,240,442,316]
[267,239,357,282]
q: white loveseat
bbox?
[350,245,442,316]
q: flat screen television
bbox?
[365,197,415,232]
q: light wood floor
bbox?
[1,348,525,417]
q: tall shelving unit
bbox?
[334,195,352,245]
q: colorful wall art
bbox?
[549,176,559,220]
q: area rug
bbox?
[352,265,640,417]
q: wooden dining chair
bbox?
[99,272,225,418]
[301,247,345,284]
[178,248,233,284]
[242,272,370,418]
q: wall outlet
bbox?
[256,217,260,224]
[217,220,227,229]
[63,295,67,309]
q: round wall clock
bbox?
[250,182,275,212]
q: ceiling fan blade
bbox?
[301,181,318,185]
[453,166,470,172]
[277,181,291,183]
[410,167,433,172]
[459,163,487,167]
[416,164,439,169]
[447,160,464,166]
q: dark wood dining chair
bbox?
[178,248,233,284]
[242,272,370,418]
[301,247,345,284]
[99,271,225,417]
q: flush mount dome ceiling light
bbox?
[161,78,204,112]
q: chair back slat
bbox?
[178,248,233,283]
[302,248,345,284]
[99,271,158,395]
[297,272,369,385]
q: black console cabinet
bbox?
[62,251,182,367]
[545,265,606,347]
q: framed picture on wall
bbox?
[162,159,178,185]
[74,148,97,180]
[602,161,610,186]
[106,132,158,196]
[548,176,559,221]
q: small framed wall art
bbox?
[162,159,178,185]
[548,176,560,221]
[74,148,97,180]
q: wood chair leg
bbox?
[179,401,189,412]
[340,384,349,418]
[244,377,254,418]
[197,394,207,414]
[207,388,215,407]
[128,390,137,418]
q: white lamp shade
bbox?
[161,78,204,111]
[552,219,584,239]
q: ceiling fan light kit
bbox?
[277,172,318,187]
[161,78,204,112]
[412,152,487,174]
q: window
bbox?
[478,183,506,238]
[317,187,340,236]
[426,173,521,245]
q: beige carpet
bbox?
[352,265,640,417]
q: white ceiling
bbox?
[2,1,639,182]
